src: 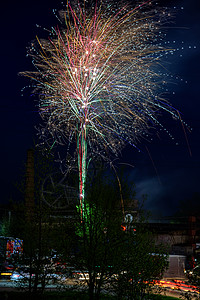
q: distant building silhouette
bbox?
[25,149,34,217]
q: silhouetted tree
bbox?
[63,168,168,300]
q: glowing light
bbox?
[22,0,184,215]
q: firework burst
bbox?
[22,0,182,214]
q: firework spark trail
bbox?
[177,110,192,157]
[22,0,184,214]
[145,145,162,185]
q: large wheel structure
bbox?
[41,171,78,209]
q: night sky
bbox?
[0,0,199,218]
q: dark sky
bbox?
[0,0,199,218]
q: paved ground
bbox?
[154,278,199,299]
[0,278,199,299]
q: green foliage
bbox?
[8,148,68,293]
[64,167,168,300]
[9,155,168,299]
[111,224,168,299]
[8,203,63,292]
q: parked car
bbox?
[10,267,35,281]
[10,266,65,283]
[72,270,89,281]
[72,270,102,281]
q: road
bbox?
[154,279,199,299]
[0,278,199,299]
